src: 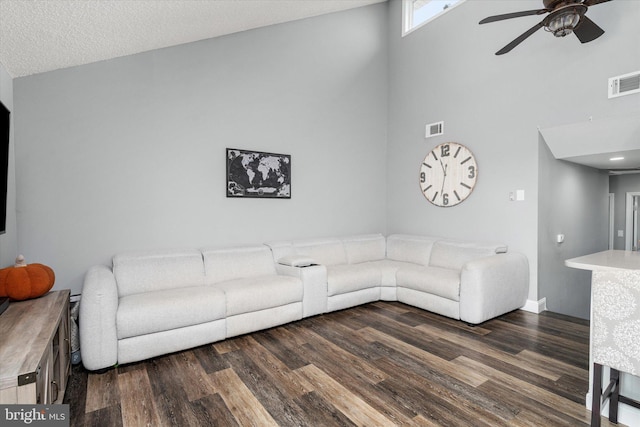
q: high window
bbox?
[402,0,466,36]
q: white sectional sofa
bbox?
[267,234,529,324]
[79,234,528,371]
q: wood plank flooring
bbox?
[64,302,625,426]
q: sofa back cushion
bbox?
[113,249,205,297]
[386,234,437,266]
[293,238,347,266]
[203,245,276,284]
[343,234,386,264]
[264,240,295,264]
[429,241,507,270]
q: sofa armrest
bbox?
[277,255,317,268]
[459,252,529,325]
[276,263,328,317]
[79,265,119,371]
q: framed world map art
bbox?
[226,148,291,199]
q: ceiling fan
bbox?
[479,0,612,55]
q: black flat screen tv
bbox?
[0,100,10,235]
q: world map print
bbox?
[226,149,291,198]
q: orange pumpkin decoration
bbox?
[0,255,55,301]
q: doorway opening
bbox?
[625,192,640,250]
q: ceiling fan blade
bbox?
[573,15,605,43]
[479,9,549,25]
[583,0,612,6]
[495,22,544,55]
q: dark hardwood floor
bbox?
[64,301,624,426]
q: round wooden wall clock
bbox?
[419,142,478,207]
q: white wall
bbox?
[13,5,389,295]
[386,0,640,314]
[0,62,18,267]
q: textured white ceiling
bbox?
[0,0,385,78]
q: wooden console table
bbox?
[0,290,71,404]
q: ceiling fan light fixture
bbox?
[545,9,582,37]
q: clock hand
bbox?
[440,163,447,195]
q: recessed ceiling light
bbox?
[610,157,625,161]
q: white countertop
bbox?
[565,249,640,271]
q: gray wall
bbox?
[610,174,640,250]
[386,0,640,315]
[538,138,609,319]
[13,5,389,295]
[0,62,18,267]
[7,0,640,314]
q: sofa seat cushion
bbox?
[214,276,302,316]
[356,259,415,287]
[396,265,460,301]
[117,286,226,340]
[327,264,381,296]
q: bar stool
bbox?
[590,270,640,427]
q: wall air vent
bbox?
[425,121,444,138]
[608,71,640,99]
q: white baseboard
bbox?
[520,298,547,314]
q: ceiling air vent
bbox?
[425,121,444,138]
[608,71,640,99]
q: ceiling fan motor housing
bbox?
[544,4,588,37]
[543,0,581,9]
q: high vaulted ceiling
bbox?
[2,0,638,173]
[0,0,385,78]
